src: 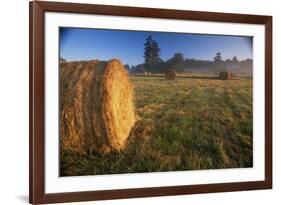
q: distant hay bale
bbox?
[165,69,176,80]
[143,71,148,76]
[219,71,231,80]
[60,59,136,154]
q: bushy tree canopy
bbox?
[167,53,186,72]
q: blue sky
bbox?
[60,27,253,65]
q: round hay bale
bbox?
[165,69,176,80]
[60,59,136,154]
[219,71,231,80]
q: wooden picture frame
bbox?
[29,1,272,204]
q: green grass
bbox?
[60,76,253,176]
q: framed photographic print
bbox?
[29,1,272,204]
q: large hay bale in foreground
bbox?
[219,71,231,80]
[165,69,176,80]
[60,59,136,154]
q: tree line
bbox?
[128,35,253,74]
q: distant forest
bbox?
[126,35,253,76]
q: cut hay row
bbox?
[60,59,136,154]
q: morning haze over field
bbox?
[60,28,253,76]
[59,27,253,176]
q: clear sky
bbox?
[60,27,253,65]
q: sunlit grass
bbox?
[60,76,253,176]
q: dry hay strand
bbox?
[165,69,176,80]
[60,59,136,154]
[219,71,231,80]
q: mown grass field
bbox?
[60,76,253,176]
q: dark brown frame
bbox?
[29,1,272,204]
